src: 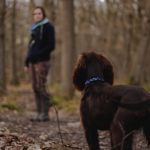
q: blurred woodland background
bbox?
[1,1,150,149]
[1,0,150,98]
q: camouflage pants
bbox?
[29,61,50,117]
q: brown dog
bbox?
[73,52,150,150]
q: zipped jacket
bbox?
[25,20,55,67]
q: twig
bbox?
[111,129,135,149]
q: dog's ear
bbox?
[103,62,114,85]
[98,55,114,85]
[73,54,86,91]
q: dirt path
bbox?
[0,89,88,150]
[0,89,149,150]
[0,110,87,150]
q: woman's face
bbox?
[33,8,44,23]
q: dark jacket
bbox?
[25,22,55,66]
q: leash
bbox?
[52,106,83,149]
[53,106,64,146]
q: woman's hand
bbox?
[24,66,29,72]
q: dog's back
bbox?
[111,85,150,109]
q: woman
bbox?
[24,6,55,121]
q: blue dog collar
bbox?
[85,76,104,85]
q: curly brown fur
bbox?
[73,52,150,150]
[73,52,114,91]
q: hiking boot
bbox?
[36,95,50,122]
[30,94,42,122]
[30,114,41,122]
[38,113,50,122]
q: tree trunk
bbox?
[0,0,6,94]
[43,0,55,22]
[28,0,35,24]
[11,0,19,85]
[43,0,57,84]
[61,0,75,98]
[131,0,150,85]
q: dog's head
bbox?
[73,52,114,91]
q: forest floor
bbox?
[0,85,149,150]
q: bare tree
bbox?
[131,0,150,84]
[43,0,55,22]
[61,0,75,98]
[0,0,6,94]
[29,0,35,24]
[11,0,19,85]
